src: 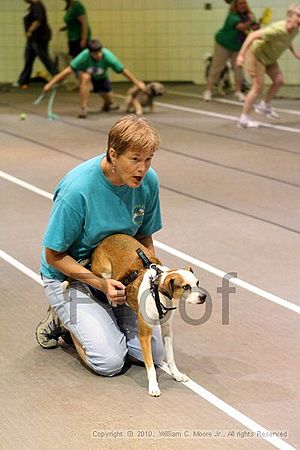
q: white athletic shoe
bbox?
[203,90,212,102]
[237,116,259,128]
[255,101,279,119]
[234,91,246,102]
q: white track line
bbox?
[0,249,43,285]
[155,101,300,134]
[0,170,52,200]
[166,89,300,117]
[154,241,300,315]
[115,94,300,134]
[0,248,296,450]
[1,169,299,316]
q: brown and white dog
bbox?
[125,82,165,115]
[91,234,206,397]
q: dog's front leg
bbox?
[138,315,160,397]
[132,99,143,115]
[149,99,154,113]
[125,95,133,113]
[161,320,189,382]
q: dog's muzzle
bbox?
[198,290,207,304]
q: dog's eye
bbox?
[196,280,200,287]
[183,284,191,290]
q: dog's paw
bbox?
[172,371,189,382]
[149,382,161,397]
[61,280,69,292]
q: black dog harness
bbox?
[124,248,176,319]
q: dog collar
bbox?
[123,248,177,319]
[135,248,177,318]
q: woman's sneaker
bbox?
[237,114,259,128]
[35,306,64,349]
[255,101,279,119]
[78,108,87,119]
[102,103,119,112]
[203,90,212,102]
[234,91,245,102]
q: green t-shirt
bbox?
[40,154,162,281]
[215,11,243,52]
[70,48,124,79]
[64,1,91,42]
[251,20,299,65]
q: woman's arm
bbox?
[289,45,300,59]
[78,15,88,48]
[135,235,155,255]
[122,68,146,91]
[44,66,73,92]
[235,13,256,33]
[236,29,263,66]
[45,248,126,303]
[26,20,41,38]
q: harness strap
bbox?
[136,248,152,268]
[120,248,151,287]
[122,270,139,286]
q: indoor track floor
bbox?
[1,83,300,450]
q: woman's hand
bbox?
[80,38,87,49]
[137,81,146,92]
[44,82,52,92]
[236,53,244,67]
[102,279,127,304]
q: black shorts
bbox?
[68,40,87,58]
[92,78,112,93]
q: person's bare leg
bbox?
[100,92,119,111]
[242,74,264,115]
[238,73,264,127]
[70,332,89,364]
[78,72,92,117]
[264,64,284,104]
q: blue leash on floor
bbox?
[33,85,59,120]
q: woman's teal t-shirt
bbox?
[40,155,162,280]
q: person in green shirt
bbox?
[237,4,300,128]
[44,39,145,118]
[203,0,257,102]
[59,0,91,57]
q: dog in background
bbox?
[125,82,165,115]
[204,53,233,96]
[91,233,207,397]
[204,53,250,96]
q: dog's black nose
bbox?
[198,292,207,303]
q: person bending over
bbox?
[44,39,145,118]
[237,3,300,128]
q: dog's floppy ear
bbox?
[184,266,194,274]
[145,83,153,95]
[159,274,176,299]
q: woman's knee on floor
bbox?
[85,347,127,376]
[81,333,128,376]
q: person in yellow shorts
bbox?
[237,3,300,128]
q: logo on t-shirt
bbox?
[87,67,104,75]
[132,205,145,225]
